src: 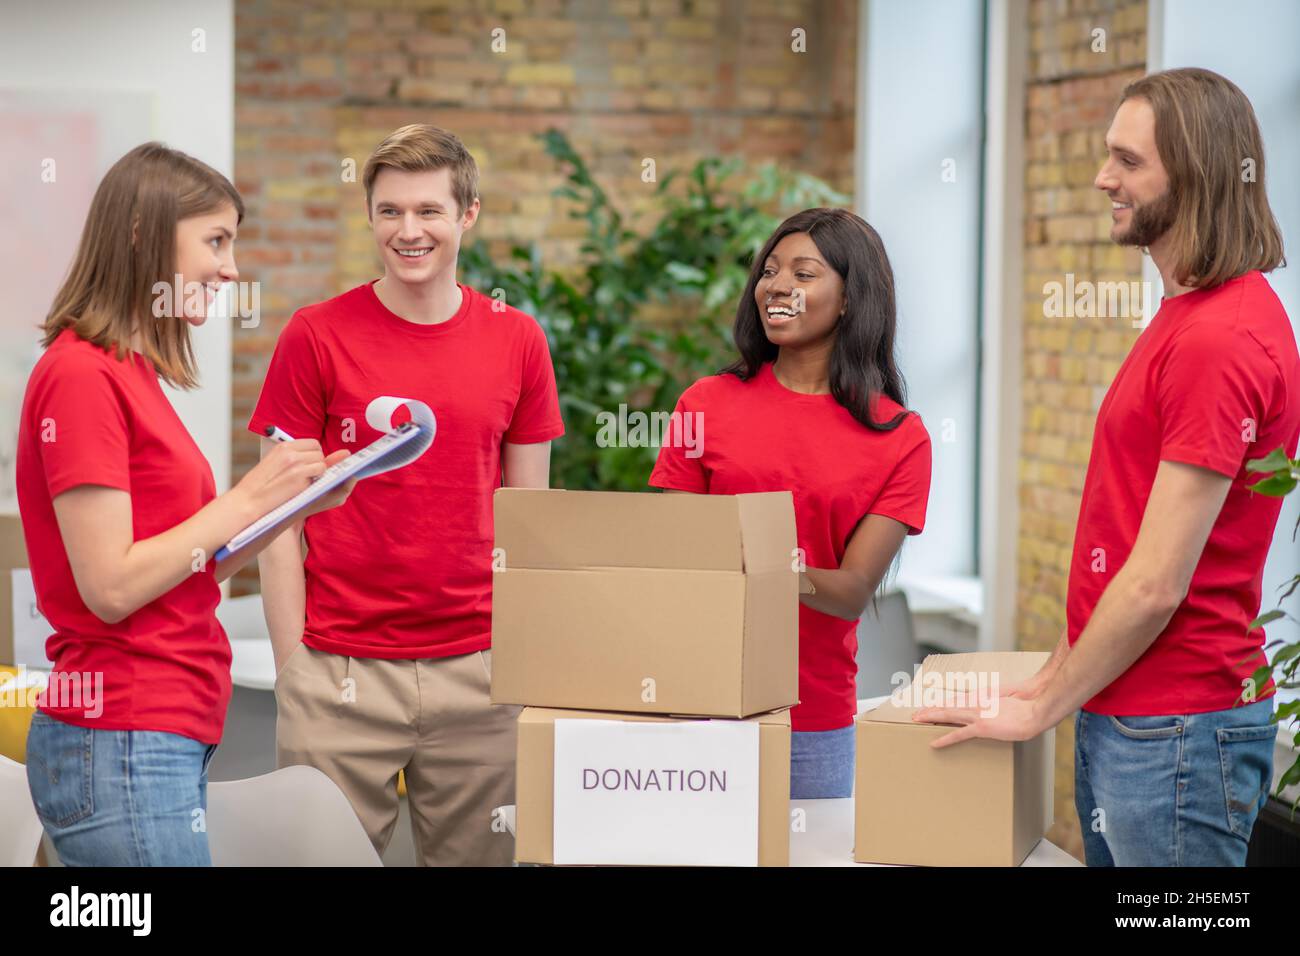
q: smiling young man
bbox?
[913,69,1297,866]
[250,125,564,865]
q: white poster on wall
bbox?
[11,568,54,668]
[0,89,154,500]
[552,718,761,866]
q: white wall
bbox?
[978,0,1027,651]
[0,0,235,492]
[1149,0,1300,668]
[859,0,986,583]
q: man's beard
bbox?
[1114,189,1177,247]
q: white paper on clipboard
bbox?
[215,396,436,562]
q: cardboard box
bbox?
[0,512,53,669]
[515,706,791,866]
[490,488,798,718]
[854,651,1054,867]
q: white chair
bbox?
[207,765,382,866]
[0,754,44,866]
[855,589,922,698]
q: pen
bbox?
[264,425,296,443]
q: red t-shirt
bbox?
[248,281,564,659]
[16,329,229,744]
[649,362,932,731]
[1067,271,1300,714]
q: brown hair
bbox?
[1119,68,1285,289]
[362,124,479,217]
[41,142,244,389]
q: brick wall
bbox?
[231,0,857,595]
[1019,0,1147,860]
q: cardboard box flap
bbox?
[860,651,1051,724]
[919,651,1050,685]
[494,488,795,572]
[520,706,792,728]
[735,493,798,574]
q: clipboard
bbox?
[215,396,436,563]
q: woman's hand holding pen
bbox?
[300,448,359,518]
[236,425,358,521]
[231,438,330,520]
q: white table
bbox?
[787,797,1079,866]
[494,801,1079,867]
[216,594,276,690]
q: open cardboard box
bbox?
[490,488,799,718]
[855,651,1054,866]
[515,705,791,866]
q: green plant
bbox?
[1239,444,1300,815]
[460,129,847,491]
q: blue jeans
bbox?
[1073,697,1277,866]
[25,710,218,866]
[790,724,855,798]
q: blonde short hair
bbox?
[362,124,479,217]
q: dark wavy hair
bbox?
[720,207,909,431]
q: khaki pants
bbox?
[274,644,520,866]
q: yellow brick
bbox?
[1040,435,1068,460]
[266,179,337,202]
[299,55,337,78]
[648,62,711,85]
[664,17,714,39]
[299,11,333,31]
[1043,328,1070,351]
[643,39,679,59]
[513,17,578,38]
[504,63,576,86]
[517,195,552,218]
[611,65,647,85]
[643,89,676,109]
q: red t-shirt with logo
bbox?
[649,362,932,731]
[1067,271,1300,714]
[248,281,564,659]
[16,329,229,744]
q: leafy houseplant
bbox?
[1240,445,1300,814]
[459,129,848,491]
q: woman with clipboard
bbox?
[14,143,355,866]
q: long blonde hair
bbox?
[1120,68,1285,289]
[42,142,244,389]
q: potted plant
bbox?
[1241,444,1300,815]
